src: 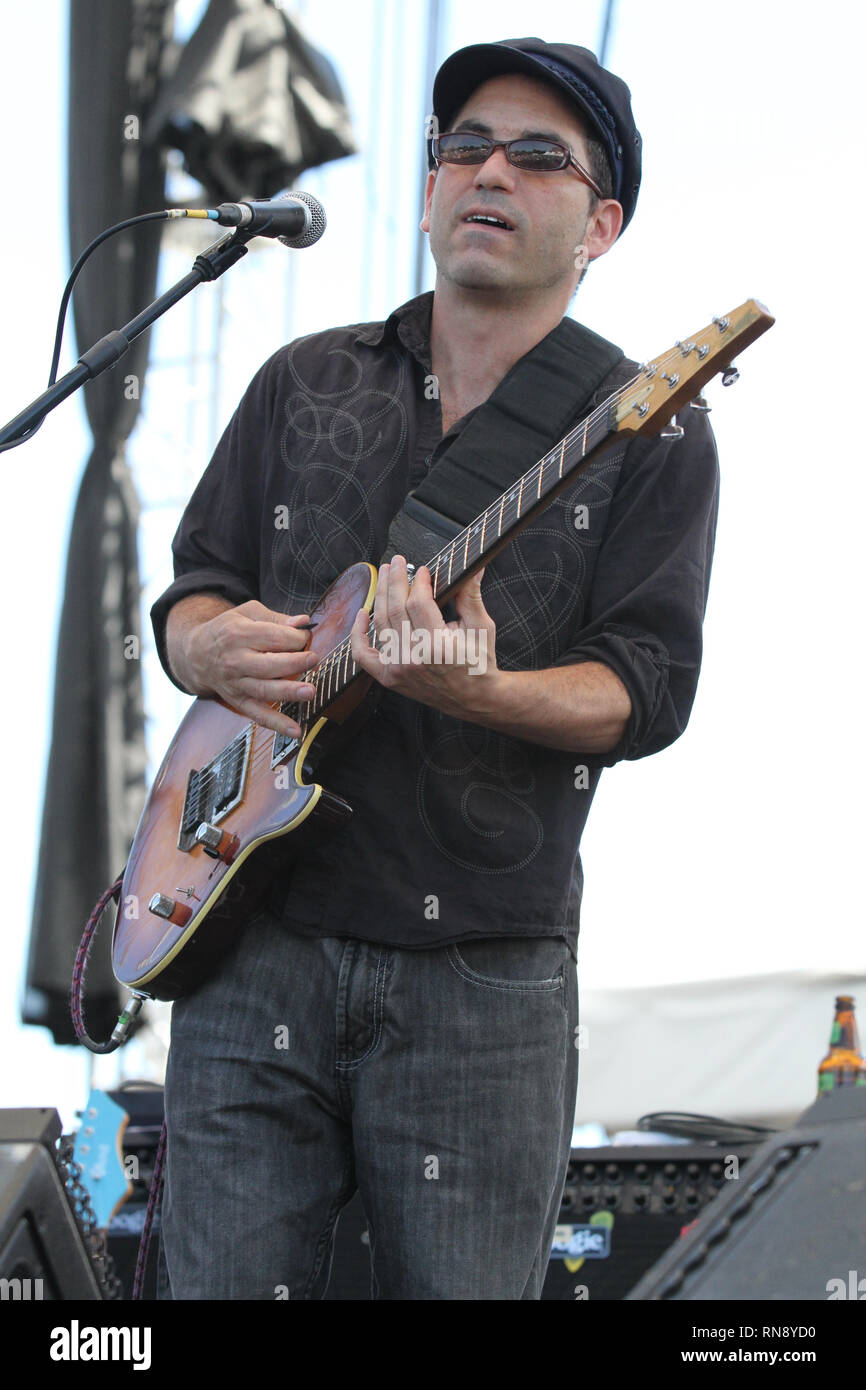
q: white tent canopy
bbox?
[577,971,866,1135]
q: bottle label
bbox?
[818,1073,835,1093]
[831,1022,842,1045]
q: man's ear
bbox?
[420,168,437,232]
[584,198,624,261]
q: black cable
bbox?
[0,210,169,454]
[48,210,170,385]
[636,1110,778,1145]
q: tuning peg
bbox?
[659,419,685,441]
[689,393,712,413]
[721,365,740,387]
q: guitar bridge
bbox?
[178,726,252,852]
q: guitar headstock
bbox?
[72,1088,133,1229]
[613,299,774,437]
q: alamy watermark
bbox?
[376,620,488,674]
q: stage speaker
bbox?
[627,1087,866,1300]
[0,1109,103,1299]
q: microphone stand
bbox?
[0,229,251,448]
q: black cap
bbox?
[431,37,642,234]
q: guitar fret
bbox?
[558,439,565,478]
[517,474,525,518]
[536,460,544,499]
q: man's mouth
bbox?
[461,211,515,232]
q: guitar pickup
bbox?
[178,726,252,852]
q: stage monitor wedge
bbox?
[627,1088,866,1301]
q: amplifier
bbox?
[541,1142,760,1300]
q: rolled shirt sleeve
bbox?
[553,404,720,765]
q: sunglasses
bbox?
[431,131,603,198]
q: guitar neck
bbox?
[422,397,620,605]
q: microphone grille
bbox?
[276,190,327,249]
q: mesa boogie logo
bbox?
[551,1224,611,1259]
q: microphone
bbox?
[211,191,326,248]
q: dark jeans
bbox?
[157,905,579,1300]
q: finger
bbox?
[238,600,311,626]
[236,618,318,653]
[373,562,391,636]
[351,605,379,673]
[236,675,318,707]
[453,569,492,623]
[405,563,445,629]
[385,554,412,628]
[224,647,321,680]
[226,696,306,739]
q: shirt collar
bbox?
[353,291,434,364]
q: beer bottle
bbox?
[817,995,866,1095]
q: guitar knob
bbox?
[147,893,192,927]
[149,893,177,919]
[195,822,239,863]
[195,822,223,854]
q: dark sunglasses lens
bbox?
[436,133,492,163]
[507,140,566,170]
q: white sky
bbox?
[0,0,864,1129]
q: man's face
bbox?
[421,72,621,300]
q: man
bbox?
[152,38,719,1300]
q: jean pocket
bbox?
[446,936,568,992]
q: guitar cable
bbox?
[69,871,149,1054]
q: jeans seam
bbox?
[335,948,391,1070]
[301,1146,356,1299]
[446,943,565,993]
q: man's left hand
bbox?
[351,553,499,718]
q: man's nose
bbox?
[473,146,516,187]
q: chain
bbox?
[56,1136,124,1300]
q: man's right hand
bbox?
[166,596,320,738]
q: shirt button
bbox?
[424,455,432,465]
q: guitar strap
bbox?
[380,314,626,569]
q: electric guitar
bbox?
[112,301,774,999]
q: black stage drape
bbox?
[23,0,174,1043]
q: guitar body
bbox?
[112,562,376,1000]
